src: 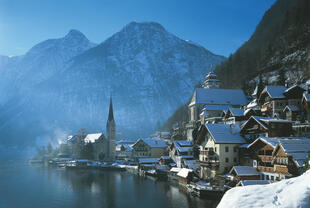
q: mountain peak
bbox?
[65,29,88,40]
[123,21,167,33]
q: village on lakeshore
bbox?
[31,70,310,199]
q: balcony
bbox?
[200,150,214,156]
[198,159,219,167]
[257,166,274,173]
[258,155,273,162]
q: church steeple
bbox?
[106,93,116,160]
[108,93,115,122]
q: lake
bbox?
[0,161,220,208]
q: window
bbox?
[234,147,237,153]
[225,158,229,163]
[215,147,217,153]
[271,176,274,181]
[234,158,237,163]
[225,146,229,152]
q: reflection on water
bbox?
[0,161,219,208]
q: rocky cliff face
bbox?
[0,22,225,147]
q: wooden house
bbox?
[283,105,300,121]
[247,137,281,181]
[272,138,310,180]
[240,116,293,141]
[177,168,194,185]
[258,85,304,119]
[229,166,260,182]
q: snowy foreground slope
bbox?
[217,170,310,208]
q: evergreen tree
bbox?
[277,69,286,86]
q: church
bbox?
[68,94,116,161]
[186,71,248,141]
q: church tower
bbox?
[106,94,116,160]
[202,71,221,89]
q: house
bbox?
[229,166,260,182]
[272,138,310,180]
[159,156,174,166]
[196,123,246,179]
[177,168,194,185]
[247,137,281,181]
[138,158,160,171]
[224,108,246,125]
[200,104,230,125]
[83,133,108,161]
[132,138,168,158]
[168,140,194,168]
[258,86,288,118]
[258,85,304,119]
[115,143,133,160]
[186,72,248,141]
[240,116,293,141]
[283,105,300,121]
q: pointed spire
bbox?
[108,93,114,121]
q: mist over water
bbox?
[0,161,219,208]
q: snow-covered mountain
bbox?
[0,22,225,147]
[0,30,96,103]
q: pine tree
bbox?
[277,69,286,86]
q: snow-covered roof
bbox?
[228,108,245,117]
[160,156,171,160]
[238,180,272,186]
[230,166,260,176]
[247,99,258,108]
[173,141,193,153]
[259,118,292,123]
[278,139,310,154]
[170,167,182,173]
[217,170,310,208]
[138,158,160,164]
[205,123,246,144]
[184,160,200,171]
[303,94,310,102]
[135,138,167,148]
[190,88,248,106]
[248,137,282,149]
[177,168,193,178]
[203,104,231,111]
[84,133,103,143]
[262,86,287,99]
[283,105,300,112]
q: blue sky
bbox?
[0,0,276,57]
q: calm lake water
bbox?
[0,161,219,208]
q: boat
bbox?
[65,160,91,169]
[187,182,226,198]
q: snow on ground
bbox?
[217,170,310,208]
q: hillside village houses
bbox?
[59,70,310,189]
